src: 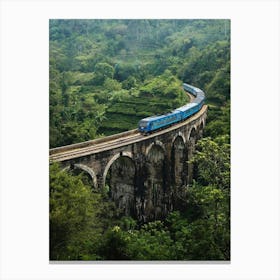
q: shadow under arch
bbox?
[171,132,186,147]
[199,120,205,129]
[103,152,136,216]
[144,142,167,221]
[171,135,186,187]
[188,126,197,141]
[197,120,205,139]
[187,126,198,184]
[145,140,166,157]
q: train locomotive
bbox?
[138,83,205,135]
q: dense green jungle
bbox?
[49,19,230,261]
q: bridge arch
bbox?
[188,126,197,141]
[63,163,98,188]
[103,151,133,187]
[171,131,186,146]
[145,140,166,157]
[103,152,136,216]
[172,135,186,149]
[187,125,198,142]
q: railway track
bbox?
[49,105,207,162]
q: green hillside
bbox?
[49,19,230,148]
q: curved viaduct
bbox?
[50,105,207,222]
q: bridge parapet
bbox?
[50,129,138,155]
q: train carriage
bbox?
[138,82,205,135]
[138,110,182,134]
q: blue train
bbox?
[138,83,205,135]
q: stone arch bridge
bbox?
[50,105,207,222]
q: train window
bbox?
[139,121,148,127]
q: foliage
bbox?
[49,163,118,260]
[190,137,230,189]
[93,62,115,85]
[204,102,230,139]
[97,198,229,261]
[50,163,100,259]
[123,221,175,260]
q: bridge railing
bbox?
[49,129,138,155]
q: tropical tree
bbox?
[190,136,230,189]
[50,163,103,260]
